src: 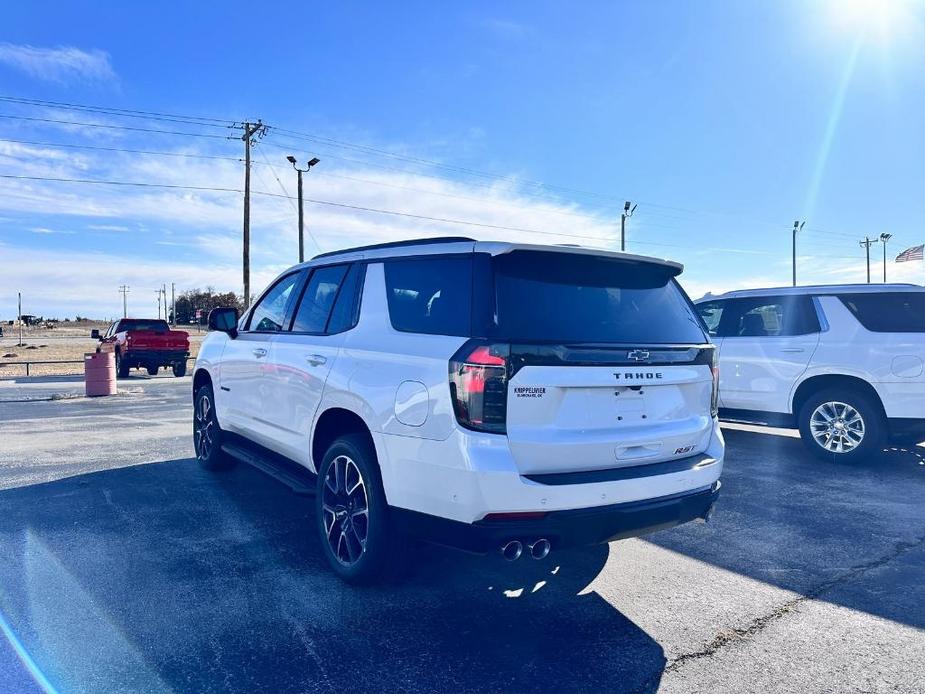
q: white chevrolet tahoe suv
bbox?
[696,284,925,462]
[194,237,723,582]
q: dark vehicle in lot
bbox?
[93,318,190,378]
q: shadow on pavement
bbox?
[647,425,925,631]
[0,459,664,694]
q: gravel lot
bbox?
[0,375,923,693]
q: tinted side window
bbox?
[384,256,473,336]
[327,263,366,334]
[697,301,725,337]
[247,272,302,332]
[839,293,925,333]
[291,265,349,333]
[723,296,819,337]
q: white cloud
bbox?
[0,44,115,84]
[30,226,74,235]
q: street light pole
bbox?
[286,155,321,263]
[880,233,892,283]
[792,220,805,286]
[620,201,637,252]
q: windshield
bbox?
[489,251,706,344]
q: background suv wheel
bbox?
[798,388,886,462]
[316,434,403,583]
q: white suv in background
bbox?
[194,237,723,582]
[696,285,925,461]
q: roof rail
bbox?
[312,236,476,260]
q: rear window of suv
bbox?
[489,251,706,344]
[383,251,707,343]
[839,292,925,333]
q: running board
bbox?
[221,440,316,496]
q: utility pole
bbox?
[119,285,130,318]
[879,233,892,283]
[859,237,879,284]
[286,156,321,262]
[239,120,267,308]
[171,283,176,326]
[17,291,23,347]
[792,220,805,286]
[155,290,162,319]
[620,201,637,252]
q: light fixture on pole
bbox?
[287,155,321,263]
[879,232,892,283]
[620,201,637,252]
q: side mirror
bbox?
[208,307,239,337]
[91,329,100,339]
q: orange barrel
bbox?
[84,351,117,397]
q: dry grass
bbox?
[0,325,203,378]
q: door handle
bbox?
[306,354,327,366]
[779,347,805,353]
[252,348,268,358]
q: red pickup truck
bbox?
[93,319,190,378]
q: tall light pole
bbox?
[792,220,805,286]
[620,201,637,252]
[879,233,892,283]
[286,155,321,263]
[859,237,879,284]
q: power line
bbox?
[0,113,231,139]
[0,173,241,193]
[0,95,233,127]
[0,137,242,162]
[0,94,892,245]
[0,171,873,258]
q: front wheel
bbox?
[316,434,403,583]
[798,389,886,462]
[146,365,158,376]
[193,384,233,469]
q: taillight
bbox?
[449,340,510,434]
[711,351,720,417]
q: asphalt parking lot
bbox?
[0,375,923,693]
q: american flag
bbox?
[896,244,924,262]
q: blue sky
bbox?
[1,0,924,319]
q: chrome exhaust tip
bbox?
[529,539,551,560]
[501,540,523,561]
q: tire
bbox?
[173,360,187,378]
[193,383,233,470]
[115,351,129,379]
[316,434,403,583]
[147,365,158,376]
[797,388,886,463]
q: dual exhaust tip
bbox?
[501,539,550,561]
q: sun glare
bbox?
[831,0,917,40]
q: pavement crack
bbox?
[636,534,925,690]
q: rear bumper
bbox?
[393,481,721,554]
[123,349,189,365]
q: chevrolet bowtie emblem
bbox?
[627,350,651,362]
